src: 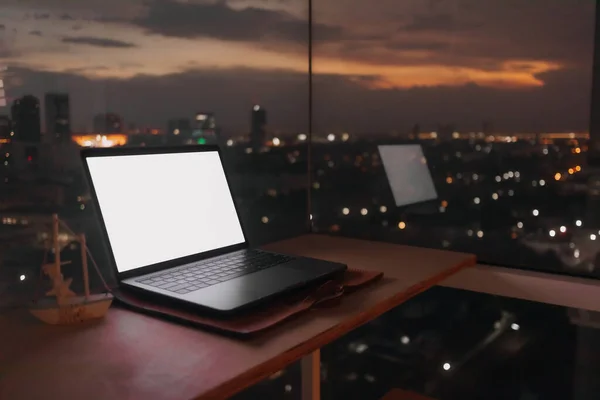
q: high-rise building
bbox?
[251,105,266,150]
[482,121,493,135]
[192,112,217,144]
[194,112,216,131]
[93,113,123,133]
[11,95,41,142]
[0,73,6,108]
[411,123,420,136]
[167,118,191,144]
[168,118,191,136]
[437,123,455,141]
[44,93,71,142]
[0,115,11,140]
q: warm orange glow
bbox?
[0,138,10,144]
[568,168,575,175]
[511,232,518,239]
[539,132,589,140]
[314,58,561,89]
[441,200,448,208]
[576,165,582,172]
[575,147,581,154]
[398,221,406,230]
[446,177,453,184]
[554,173,562,181]
[71,133,128,148]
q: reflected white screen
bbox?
[85,151,246,273]
[378,145,438,207]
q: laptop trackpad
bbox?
[184,266,310,313]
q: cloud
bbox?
[0,48,18,59]
[312,0,594,73]
[378,40,450,52]
[61,36,137,48]
[133,0,340,44]
[0,24,5,31]
[60,13,75,21]
[402,13,481,32]
[311,66,591,134]
[7,61,589,136]
[29,30,43,36]
[63,65,111,74]
[33,13,50,20]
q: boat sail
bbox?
[29,214,113,324]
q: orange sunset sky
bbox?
[0,0,595,133]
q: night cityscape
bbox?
[2,0,600,399]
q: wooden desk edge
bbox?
[197,254,476,399]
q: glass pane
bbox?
[320,286,594,399]
[0,0,309,307]
[311,0,598,277]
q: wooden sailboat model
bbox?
[29,214,113,325]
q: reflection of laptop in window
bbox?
[378,144,438,212]
[81,145,346,314]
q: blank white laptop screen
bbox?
[85,151,246,273]
[378,144,438,207]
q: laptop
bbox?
[81,145,346,314]
[378,144,438,213]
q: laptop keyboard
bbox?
[136,250,295,295]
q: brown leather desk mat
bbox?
[113,268,383,337]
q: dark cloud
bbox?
[60,13,75,21]
[384,40,450,52]
[402,13,480,32]
[133,0,339,44]
[0,48,18,59]
[63,66,111,74]
[33,13,50,20]
[61,36,137,48]
[331,39,451,65]
[0,24,5,31]
[312,66,591,134]
[72,25,83,31]
[312,0,594,73]
[7,61,589,135]
[29,30,43,36]
[315,0,594,74]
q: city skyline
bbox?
[0,0,595,133]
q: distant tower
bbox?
[0,71,6,108]
[192,112,217,144]
[437,123,455,141]
[585,2,600,230]
[167,118,191,144]
[93,113,123,133]
[0,115,11,140]
[194,112,216,131]
[589,0,600,166]
[44,93,71,142]
[482,120,493,135]
[251,105,266,151]
[11,95,41,142]
[411,123,420,137]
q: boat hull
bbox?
[29,294,113,325]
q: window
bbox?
[311,0,599,277]
[0,0,309,295]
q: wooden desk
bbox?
[0,235,475,400]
